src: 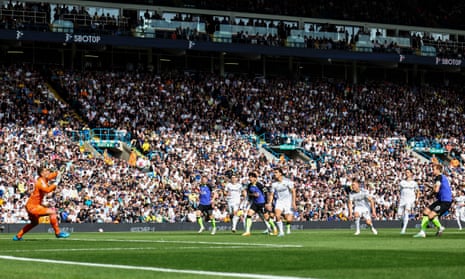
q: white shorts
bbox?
[457,207,465,222]
[354,206,371,220]
[239,200,250,211]
[398,200,415,216]
[227,200,241,213]
[275,199,293,215]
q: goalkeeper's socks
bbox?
[420,215,429,231]
[211,218,216,229]
[431,216,442,229]
[197,216,204,228]
[245,216,252,232]
[269,219,276,230]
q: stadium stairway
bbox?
[411,149,452,165]
[45,77,143,165]
[45,82,87,128]
[407,148,430,164]
[271,147,312,163]
[257,144,280,162]
[81,141,103,159]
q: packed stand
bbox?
[1,65,464,226]
[172,0,465,30]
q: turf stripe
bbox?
[0,255,317,279]
[69,238,304,248]
[2,246,256,253]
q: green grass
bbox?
[1,228,465,279]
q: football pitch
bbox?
[0,228,464,279]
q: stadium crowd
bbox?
[1,1,464,58]
[1,64,465,226]
[96,0,465,30]
[0,0,464,228]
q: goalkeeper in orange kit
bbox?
[13,165,70,240]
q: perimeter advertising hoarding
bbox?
[1,220,461,234]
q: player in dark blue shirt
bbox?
[196,176,218,235]
[242,172,275,236]
[414,164,453,238]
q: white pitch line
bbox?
[0,255,317,279]
[0,237,303,248]
[69,238,303,248]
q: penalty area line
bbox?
[0,255,317,279]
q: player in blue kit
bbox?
[242,172,274,236]
[196,175,218,235]
[414,164,453,238]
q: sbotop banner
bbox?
[435,57,463,66]
[65,33,102,44]
[2,29,464,67]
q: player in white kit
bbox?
[267,168,296,237]
[224,174,244,233]
[454,186,465,230]
[398,168,420,234]
[348,178,378,235]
